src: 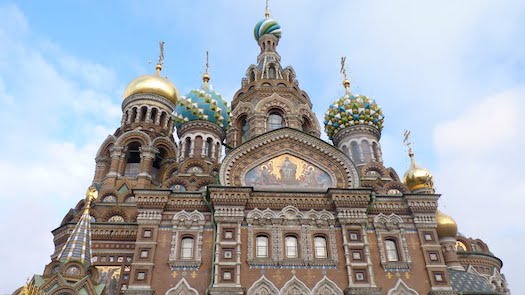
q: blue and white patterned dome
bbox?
[174,79,230,131]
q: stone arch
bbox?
[383,181,410,195]
[280,276,311,295]
[165,278,198,295]
[115,129,152,147]
[255,93,295,116]
[247,275,279,295]
[311,276,343,295]
[387,279,418,295]
[152,137,178,158]
[361,162,390,178]
[95,135,117,158]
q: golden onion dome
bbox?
[402,151,434,192]
[436,209,458,238]
[123,64,179,104]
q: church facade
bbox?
[16,8,510,295]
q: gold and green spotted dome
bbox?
[324,91,384,140]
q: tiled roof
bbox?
[449,269,498,294]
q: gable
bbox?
[220,128,359,190]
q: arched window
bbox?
[152,147,167,182]
[125,142,141,177]
[150,108,158,123]
[256,235,269,258]
[384,239,399,262]
[267,112,283,131]
[342,145,350,157]
[205,138,213,158]
[159,112,167,127]
[238,116,250,143]
[140,106,148,122]
[184,137,191,158]
[314,236,328,258]
[361,140,372,162]
[250,71,256,83]
[269,65,276,79]
[285,236,298,258]
[372,142,380,161]
[90,216,96,222]
[180,237,194,259]
[301,117,312,133]
[130,107,137,123]
[108,215,125,223]
[351,141,361,164]
[125,196,136,203]
[102,195,117,202]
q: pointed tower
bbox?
[226,5,320,149]
[93,42,180,190]
[324,58,385,167]
[15,186,106,295]
[168,51,229,193]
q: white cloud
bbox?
[0,4,120,293]
[434,88,525,291]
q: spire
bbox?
[265,0,270,18]
[340,56,351,95]
[403,129,415,163]
[155,41,165,76]
[203,50,210,84]
[57,185,98,266]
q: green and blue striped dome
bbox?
[254,18,282,41]
[324,93,384,140]
[174,82,230,131]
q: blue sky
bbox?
[0,0,524,293]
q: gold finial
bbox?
[85,185,98,214]
[340,56,350,93]
[156,41,165,76]
[403,129,414,158]
[265,0,270,18]
[203,50,210,83]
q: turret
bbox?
[324,58,384,166]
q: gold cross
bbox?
[205,50,209,74]
[386,272,393,279]
[172,271,178,279]
[158,41,165,66]
[159,235,171,247]
[403,130,413,154]
[272,269,284,284]
[265,0,270,18]
[405,272,411,279]
[305,269,316,284]
[340,56,347,81]
[409,238,419,250]
[191,271,198,279]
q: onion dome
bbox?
[402,150,434,192]
[254,7,282,42]
[324,80,384,140]
[123,63,180,104]
[174,73,230,131]
[436,209,458,239]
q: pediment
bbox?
[220,128,359,190]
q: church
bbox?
[15,5,511,295]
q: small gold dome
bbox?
[123,72,179,104]
[402,152,434,192]
[436,209,458,238]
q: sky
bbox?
[0,0,524,293]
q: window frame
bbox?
[255,235,269,259]
[180,236,195,260]
[313,236,328,259]
[384,238,400,262]
[284,235,299,259]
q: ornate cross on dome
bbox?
[156,41,165,75]
[205,50,209,74]
[403,129,414,157]
[265,0,270,18]
[340,56,351,92]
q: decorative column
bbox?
[440,237,463,270]
[107,146,125,177]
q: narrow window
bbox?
[256,235,269,258]
[351,141,362,164]
[268,112,283,131]
[125,142,141,177]
[372,142,380,161]
[205,138,213,158]
[385,239,399,262]
[314,236,328,258]
[152,147,166,182]
[184,137,191,157]
[361,140,372,162]
[285,236,298,258]
[180,237,194,259]
[238,116,250,143]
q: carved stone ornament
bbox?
[165,278,198,295]
[386,279,419,295]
